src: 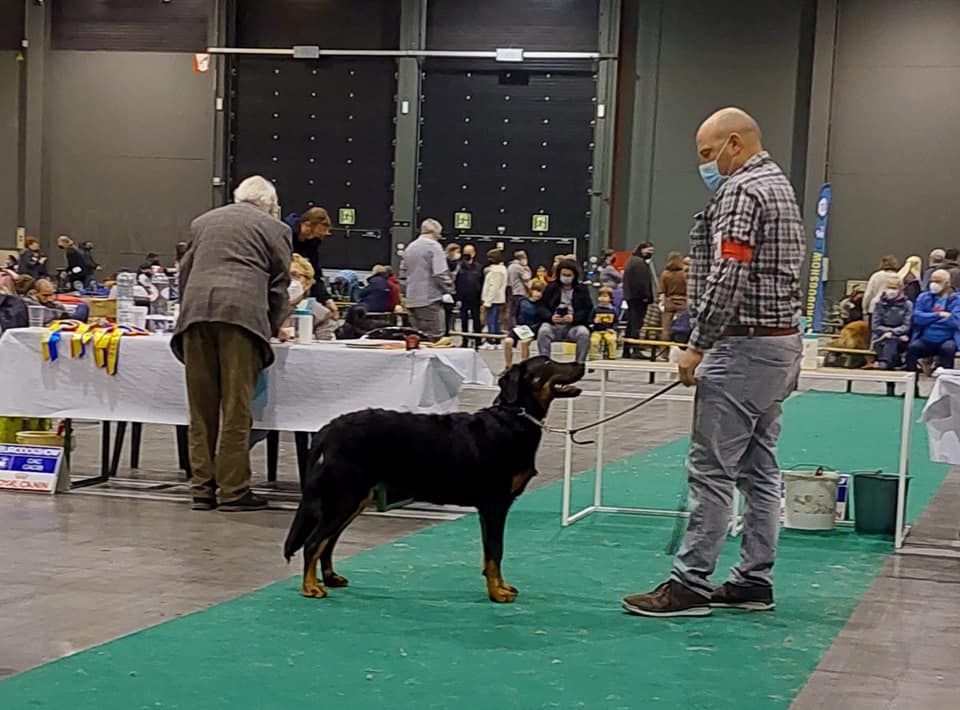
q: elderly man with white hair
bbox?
[398,218,454,338]
[906,268,960,377]
[171,175,293,512]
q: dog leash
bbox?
[518,380,683,446]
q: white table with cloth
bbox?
[0,328,494,485]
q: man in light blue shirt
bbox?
[399,219,454,338]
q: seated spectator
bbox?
[590,287,619,359]
[23,278,90,325]
[335,305,372,340]
[504,281,546,367]
[4,254,17,270]
[385,266,401,311]
[906,269,960,374]
[0,285,28,333]
[285,254,335,341]
[871,276,912,369]
[840,286,865,325]
[359,265,392,313]
[536,259,592,363]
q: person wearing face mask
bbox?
[906,269,960,375]
[455,243,484,343]
[871,276,913,369]
[444,243,463,335]
[506,249,532,331]
[622,242,657,357]
[622,107,804,619]
[283,254,335,341]
[535,260,593,363]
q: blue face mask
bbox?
[698,137,732,193]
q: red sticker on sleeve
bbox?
[720,240,754,263]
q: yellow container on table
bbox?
[0,418,51,444]
[15,431,61,446]
[87,298,117,319]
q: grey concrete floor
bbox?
[1,352,958,710]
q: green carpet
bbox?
[0,392,947,710]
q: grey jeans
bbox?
[407,302,446,339]
[671,334,802,597]
[537,323,591,363]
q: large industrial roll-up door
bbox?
[218,0,615,270]
[228,57,396,269]
[227,0,399,269]
[417,0,601,262]
[418,61,596,261]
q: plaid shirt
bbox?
[688,151,804,351]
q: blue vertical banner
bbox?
[807,183,831,332]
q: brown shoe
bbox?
[219,491,269,512]
[710,582,775,611]
[621,580,711,617]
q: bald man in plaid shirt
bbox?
[623,108,804,618]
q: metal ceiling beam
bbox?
[206,47,613,60]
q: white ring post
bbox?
[561,397,575,526]
[594,369,607,508]
[895,372,915,549]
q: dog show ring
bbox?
[558,360,917,550]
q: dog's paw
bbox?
[323,573,349,588]
[301,581,328,599]
[499,582,518,595]
[488,585,518,604]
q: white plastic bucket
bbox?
[801,335,819,370]
[782,469,840,530]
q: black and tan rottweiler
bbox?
[284,356,585,603]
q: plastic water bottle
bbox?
[149,271,170,331]
[150,272,169,315]
[116,272,136,325]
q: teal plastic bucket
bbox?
[853,472,910,536]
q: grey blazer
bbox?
[171,202,292,367]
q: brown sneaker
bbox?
[621,580,712,617]
[710,582,775,611]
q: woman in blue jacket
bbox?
[906,269,960,373]
[358,266,393,313]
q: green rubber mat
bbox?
[0,392,946,710]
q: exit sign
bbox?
[339,207,356,226]
[454,212,472,230]
[532,214,550,233]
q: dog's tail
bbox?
[283,499,317,561]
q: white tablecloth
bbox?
[0,329,494,431]
[921,369,960,465]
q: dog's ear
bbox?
[497,364,524,405]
